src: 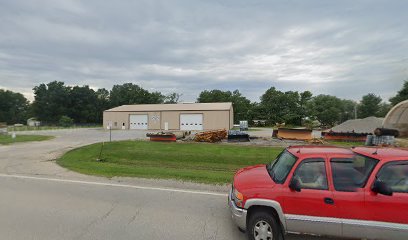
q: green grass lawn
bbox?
[57,141,284,184]
[7,125,102,132]
[0,134,54,145]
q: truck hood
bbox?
[233,164,275,193]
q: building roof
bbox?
[383,99,408,137]
[104,102,233,112]
[384,100,408,126]
[326,116,384,134]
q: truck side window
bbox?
[377,162,408,193]
[331,156,378,192]
[293,159,328,190]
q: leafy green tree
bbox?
[340,99,357,122]
[68,85,98,123]
[259,87,312,125]
[95,88,110,122]
[109,83,164,107]
[59,115,74,127]
[164,93,182,104]
[230,90,252,122]
[358,93,382,118]
[149,91,166,104]
[0,89,29,124]
[198,89,231,102]
[197,89,252,123]
[306,95,344,127]
[32,81,71,123]
[378,102,391,117]
[390,80,408,106]
[259,87,284,124]
[299,91,313,124]
[247,102,263,122]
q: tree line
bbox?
[1,80,407,127]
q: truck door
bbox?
[364,161,408,240]
[329,155,378,239]
[282,157,341,237]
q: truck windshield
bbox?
[267,150,298,184]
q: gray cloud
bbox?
[0,0,407,102]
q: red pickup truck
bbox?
[229,146,408,240]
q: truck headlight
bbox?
[233,188,244,208]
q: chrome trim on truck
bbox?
[286,214,408,240]
[342,218,408,240]
[285,214,342,237]
[228,189,247,230]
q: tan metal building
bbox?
[103,102,233,131]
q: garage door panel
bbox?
[129,115,148,130]
[180,114,203,130]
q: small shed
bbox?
[27,118,41,127]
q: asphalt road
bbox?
[0,174,240,240]
[0,129,341,240]
[0,174,341,240]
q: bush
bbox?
[59,116,74,127]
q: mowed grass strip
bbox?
[57,141,284,184]
[0,134,54,145]
[7,125,102,132]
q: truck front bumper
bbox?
[228,188,247,231]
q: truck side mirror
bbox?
[372,180,393,196]
[289,178,301,192]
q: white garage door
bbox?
[180,114,203,130]
[129,114,148,130]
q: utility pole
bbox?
[354,103,358,119]
[108,122,112,142]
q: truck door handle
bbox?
[324,197,334,205]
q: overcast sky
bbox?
[0,0,407,102]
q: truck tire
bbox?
[247,211,283,240]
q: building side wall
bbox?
[148,112,161,130]
[103,111,149,130]
[160,111,179,130]
[103,110,233,130]
[161,110,231,130]
[202,110,231,130]
[230,106,234,127]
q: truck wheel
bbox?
[247,211,283,240]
